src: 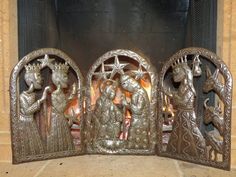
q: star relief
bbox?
[132,64,147,80]
[37,54,55,68]
[93,62,112,80]
[105,56,129,79]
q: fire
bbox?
[65,98,79,114]
[163,95,174,117]
[90,81,101,106]
[140,78,151,100]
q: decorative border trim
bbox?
[84,49,158,153]
[157,47,232,170]
[10,48,85,163]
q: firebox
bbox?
[10,47,232,171]
[11,0,231,171]
[18,0,217,73]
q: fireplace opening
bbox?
[17,0,217,127]
[13,0,231,170]
[18,0,217,74]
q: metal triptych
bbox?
[10,48,232,170]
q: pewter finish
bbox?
[10,48,84,163]
[204,98,224,135]
[205,130,223,161]
[120,74,150,150]
[93,80,123,141]
[18,63,47,157]
[46,62,76,153]
[84,49,158,154]
[158,47,232,170]
[10,47,232,170]
[203,98,224,162]
[167,62,206,158]
[162,56,207,159]
[203,67,226,103]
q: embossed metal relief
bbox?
[158,47,232,170]
[10,48,84,163]
[84,49,158,154]
[10,47,232,170]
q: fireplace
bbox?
[10,46,232,171]
[17,1,218,130]
[8,0,233,171]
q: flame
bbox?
[140,78,151,100]
[126,110,132,119]
[91,80,106,106]
[65,98,81,117]
[83,99,86,114]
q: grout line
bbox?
[174,160,184,177]
[33,160,51,177]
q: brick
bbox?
[232,149,236,168]
[231,108,236,136]
[0,112,10,131]
[232,136,236,150]
[0,144,11,161]
[0,133,10,144]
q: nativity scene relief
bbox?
[84,50,157,154]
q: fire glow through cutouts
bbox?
[10,48,232,170]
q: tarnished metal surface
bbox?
[10,47,232,170]
[158,47,232,170]
[10,48,84,163]
[84,49,158,154]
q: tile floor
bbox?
[0,155,236,177]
